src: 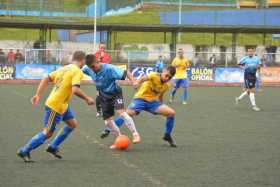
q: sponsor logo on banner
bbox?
[16,64,61,80]
[215,68,244,83]
[260,67,280,83]
[190,67,213,81]
[0,65,15,80]
[130,65,154,79]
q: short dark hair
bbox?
[166,66,176,77]
[72,51,85,61]
[85,54,98,66]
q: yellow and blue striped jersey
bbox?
[45,64,84,114]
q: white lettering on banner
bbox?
[0,66,14,74]
[131,67,154,79]
[0,74,13,80]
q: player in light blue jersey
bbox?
[82,54,140,148]
[235,48,262,111]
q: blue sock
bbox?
[171,88,177,99]
[182,88,188,102]
[49,125,73,150]
[115,116,124,127]
[165,117,175,135]
[21,132,46,154]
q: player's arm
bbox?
[133,75,149,88]
[72,72,94,105]
[159,93,164,103]
[31,76,51,107]
[238,57,246,69]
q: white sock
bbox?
[249,93,256,106]
[121,112,138,135]
[238,91,248,100]
[105,119,121,137]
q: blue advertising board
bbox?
[215,67,244,83]
[15,64,61,80]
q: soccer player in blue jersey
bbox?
[82,54,140,148]
[235,48,262,111]
[17,51,95,162]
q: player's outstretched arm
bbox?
[31,77,50,107]
[133,75,149,88]
[72,86,95,105]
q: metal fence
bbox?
[0,48,279,68]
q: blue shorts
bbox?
[43,106,75,133]
[128,98,162,115]
[173,78,189,88]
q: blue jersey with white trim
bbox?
[239,56,261,75]
[82,64,125,96]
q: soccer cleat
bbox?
[109,144,117,149]
[252,106,261,111]
[163,134,177,147]
[46,147,62,159]
[235,97,239,105]
[182,101,187,105]
[16,150,33,163]
[100,129,111,139]
[132,133,141,144]
[96,112,101,118]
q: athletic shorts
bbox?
[172,78,189,88]
[100,92,124,120]
[244,74,256,89]
[43,106,74,133]
[128,98,162,115]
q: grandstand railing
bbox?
[0,48,279,68]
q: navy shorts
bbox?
[244,74,256,89]
[43,106,74,133]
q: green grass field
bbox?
[0,85,280,187]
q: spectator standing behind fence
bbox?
[0,49,6,64]
[7,49,15,64]
[155,55,165,73]
[15,49,23,63]
[95,42,112,64]
[94,42,112,118]
[265,45,273,66]
[209,54,216,68]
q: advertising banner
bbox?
[190,67,214,81]
[0,64,15,80]
[130,65,155,79]
[16,64,61,80]
[215,68,244,83]
[260,67,280,83]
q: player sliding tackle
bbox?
[17,51,95,162]
[235,48,262,111]
[101,66,177,147]
[82,54,140,149]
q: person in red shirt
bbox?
[95,43,112,64]
[94,43,112,118]
[7,49,15,64]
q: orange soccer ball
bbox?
[114,135,131,150]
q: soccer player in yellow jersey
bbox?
[169,49,191,104]
[102,66,178,147]
[17,51,94,162]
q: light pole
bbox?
[178,0,182,43]
[93,0,97,51]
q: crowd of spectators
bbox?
[0,49,24,64]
